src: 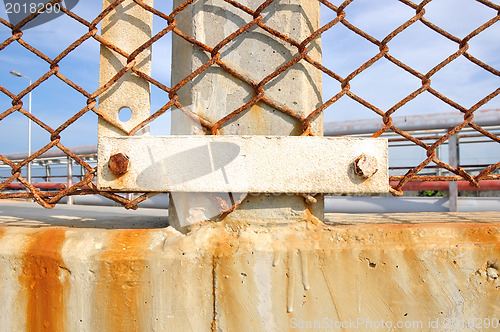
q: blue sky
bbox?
[0,0,499,162]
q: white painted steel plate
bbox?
[97,136,389,193]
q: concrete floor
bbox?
[1,199,499,229]
[0,200,168,229]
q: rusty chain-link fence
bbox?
[1,0,499,210]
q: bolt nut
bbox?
[108,153,129,176]
[354,154,378,179]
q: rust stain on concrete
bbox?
[462,224,500,244]
[209,224,242,332]
[248,104,265,134]
[2,212,499,331]
[96,229,151,332]
[304,203,322,226]
[19,228,67,332]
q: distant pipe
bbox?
[7,180,499,192]
[4,192,497,214]
[66,196,500,213]
[3,110,498,160]
[324,197,500,213]
[324,109,500,136]
[5,183,66,190]
[390,180,500,192]
[67,193,170,209]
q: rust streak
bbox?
[19,228,67,332]
[97,229,151,331]
[210,227,241,331]
[345,222,500,232]
[304,200,322,226]
[462,225,500,245]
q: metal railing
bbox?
[1,0,499,210]
[2,111,499,213]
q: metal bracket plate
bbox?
[97,136,388,194]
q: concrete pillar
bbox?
[96,0,152,208]
[45,163,50,182]
[66,156,73,205]
[448,133,459,212]
[170,0,323,230]
[97,0,153,138]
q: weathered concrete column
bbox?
[170,0,324,229]
[98,0,153,138]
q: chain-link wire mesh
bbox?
[0,0,499,210]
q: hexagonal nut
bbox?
[354,154,378,179]
[108,153,129,176]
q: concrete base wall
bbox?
[0,205,499,331]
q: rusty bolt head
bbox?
[108,153,129,176]
[354,154,378,179]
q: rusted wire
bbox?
[0,0,499,210]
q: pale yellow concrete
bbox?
[0,202,499,331]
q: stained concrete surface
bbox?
[0,200,499,331]
[1,200,498,228]
[0,200,168,229]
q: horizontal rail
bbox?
[5,183,67,190]
[6,179,499,192]
[325,197,500,213]
[391,180,500,192]
[6,195,497,214]
[1,145,97,162]
[324,109,500,136]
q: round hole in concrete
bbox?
[118,107,132,123]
